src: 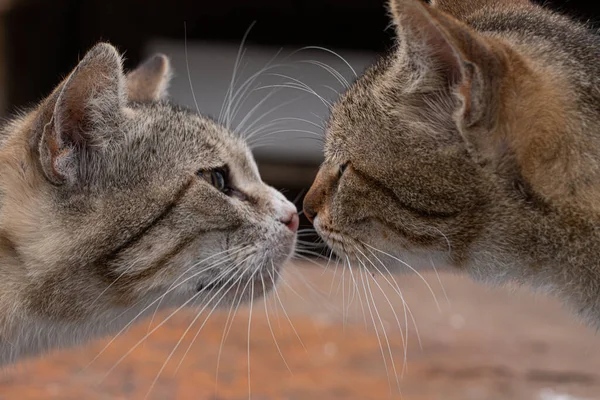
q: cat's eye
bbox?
[197,168,228,192]
[339,162,349,178]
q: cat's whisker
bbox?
[344,255,360,326]
[184,23,202,118]
[88,258,142,309]
[247,276,256,400]
[357,265,394,397]
[359,256,403,396]
[255,82,331,109]
[269,266,309,355]
[236,90,301,138]
[228,53,285,124]
[323,85,342,97]
[103,258,249,383]
[261,275,293,374]
[297,59,351,89]
[214,277,246,396]
[234,88,282,134]
[179,259,261,375]
[88,248,248,369]
[248,129,324,144]
[366,248,422,351]
[146,246,248,331]
[291,189,307,208]
[355,248,408,362]
[243,108,294,139]
[354,246,409,379]
[145,254,254,397]
[248,135,325,148]
[291,46,357,78]
[293,253,328,268]
[328,258,342,296]
[429,256,450,307]
[364,242,441,312]
[269,116,325,132]
[220,21,256,128]
[284,267,338,313]
[294,246,329,258]
[243,117,288,137]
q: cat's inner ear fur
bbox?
[38,42,127,186]
[126,54,172,102]
[388,0,507,129]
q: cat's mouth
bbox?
[316,224,365,260]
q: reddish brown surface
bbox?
[1,263,599,400]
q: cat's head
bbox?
[0,43,298,323]
[303,0,580,272]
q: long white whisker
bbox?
[261,275,292,374]
[292,46,357,77]
[270,266,309,355]
[184,22,202,117]
[146,246,248,331]
[297,59,350,88]
[364,243,441,312]
[247,276,255,400]
[221,22,256,127]
[357,264,393,396]
[367,248,422,351]
[361,259,403,397]
[143,268,243,400]
[88,248,246,369]
[97,253,252,378]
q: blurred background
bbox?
[0,0,599,399]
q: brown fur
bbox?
[304,0,600,325]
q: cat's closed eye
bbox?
[338,162,349,178]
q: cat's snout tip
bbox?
[303,208,315,224]
[281,212,300,233]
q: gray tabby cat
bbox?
[0,43,298,364]
[304,0,600,325]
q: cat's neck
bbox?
[474,203,600,326]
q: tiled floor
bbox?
[1,263,599,400]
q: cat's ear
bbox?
[388,0,506,128]
[38,42,126,185]
[430,0,530,21]
[126,54,172,102]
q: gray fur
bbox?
[0,43,297,364]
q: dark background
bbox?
[5,0,599,116]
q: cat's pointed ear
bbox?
[126,54,172,102]
[388,0,507,128]
[38,42,126,185]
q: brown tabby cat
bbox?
[0,43,299,364]
[304,0,600,325]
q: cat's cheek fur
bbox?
[0,43,299,364]
[306,0,600,325]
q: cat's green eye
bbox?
[197,169,228,192]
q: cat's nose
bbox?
[303,207,316,224]
[303,167,330,224]
[280,211,300,233]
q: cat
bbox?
[303,0,600,326]
[0,42,299,365]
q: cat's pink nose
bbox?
[281,212,299,233]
